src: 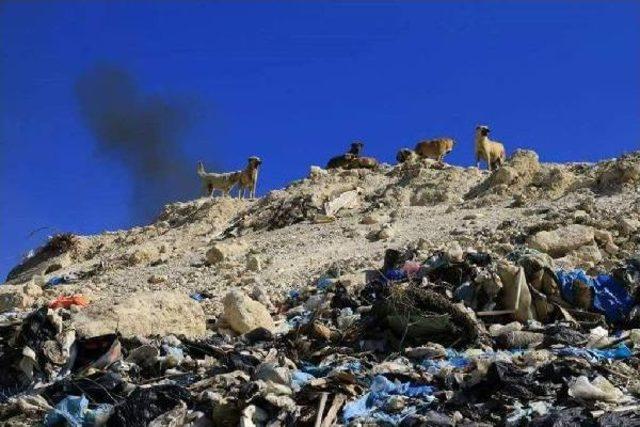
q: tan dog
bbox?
[197,161,241,197]
[414,138,455,163]
[237,156,262,199]
[475,125,506,171]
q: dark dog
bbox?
[326,142,364,169]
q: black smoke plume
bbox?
[76,65,203,223]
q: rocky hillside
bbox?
[2,150,640,337]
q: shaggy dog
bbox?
[237,156,263,199]
[475,125,506,171]
[196,161,241,197]
[414,138,455,163]
[326,142,364,169]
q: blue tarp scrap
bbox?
[189,293,204,302]
[342,375,435,424]
[556,269,635,323]
[556,343,633,362]
[384,269,407,281]
[44,395,112,427]
[291,371,315,391]
[421,349,470,373]
[316,277,334,290]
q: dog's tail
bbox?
[196,161,206,177]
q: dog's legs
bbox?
[475,152,481,169]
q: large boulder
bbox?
[221,290,275,335]
[206,240,248,265]
[0,282,43,312]
[528,224,595,257]
[126,243,162,266]
[72,291,207,338]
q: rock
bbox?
[148,274,168,284]
[620,218,640,235]
[127,243,161,266]
[361,214,381,225]
[377,224,395,240]
[324,188,362,217]
[249,285,275,311]
[221,290,275,335]
[206,240,248,264]
[72,291,207,338]
[309,165,327,179]
[463,213,484,220]
[528,224,595,257]
[594,229,614,247]
[246,255,262,272]
[595,154,640,192]
[22,282,44,298]
[573,244,603,265]
[0,286,36,312]
[445,241,464,263]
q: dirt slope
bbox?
[3,150,640,334]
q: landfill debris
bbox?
[1,243,639,426]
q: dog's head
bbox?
[349,141,364,156]
[476,125,490,137]
[444,138,455,153]
[248,156,262,168]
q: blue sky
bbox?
[1,1,639,279]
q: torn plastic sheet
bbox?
[342,375,435,423]
[44,395,112,427]
[556,269,634,323]
[555,343,632,362]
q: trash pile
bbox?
[1,242,640,426]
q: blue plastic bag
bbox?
[556,343,633,361]
[556,269,634,323]
[44,395,113,427]
[342,375,435,423]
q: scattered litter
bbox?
[1,244,639,425]
[48,295,89,309]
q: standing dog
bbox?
[197,161,241,197]
[475,125,506,171]
[237,156,262,199]
[414,138,455,163]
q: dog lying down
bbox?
[326,142,378,170]
[197,156,263,198]
[397,138,455,167]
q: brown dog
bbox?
[237,156,262,199]
[414,138,455,163]
[326,142,364,169]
